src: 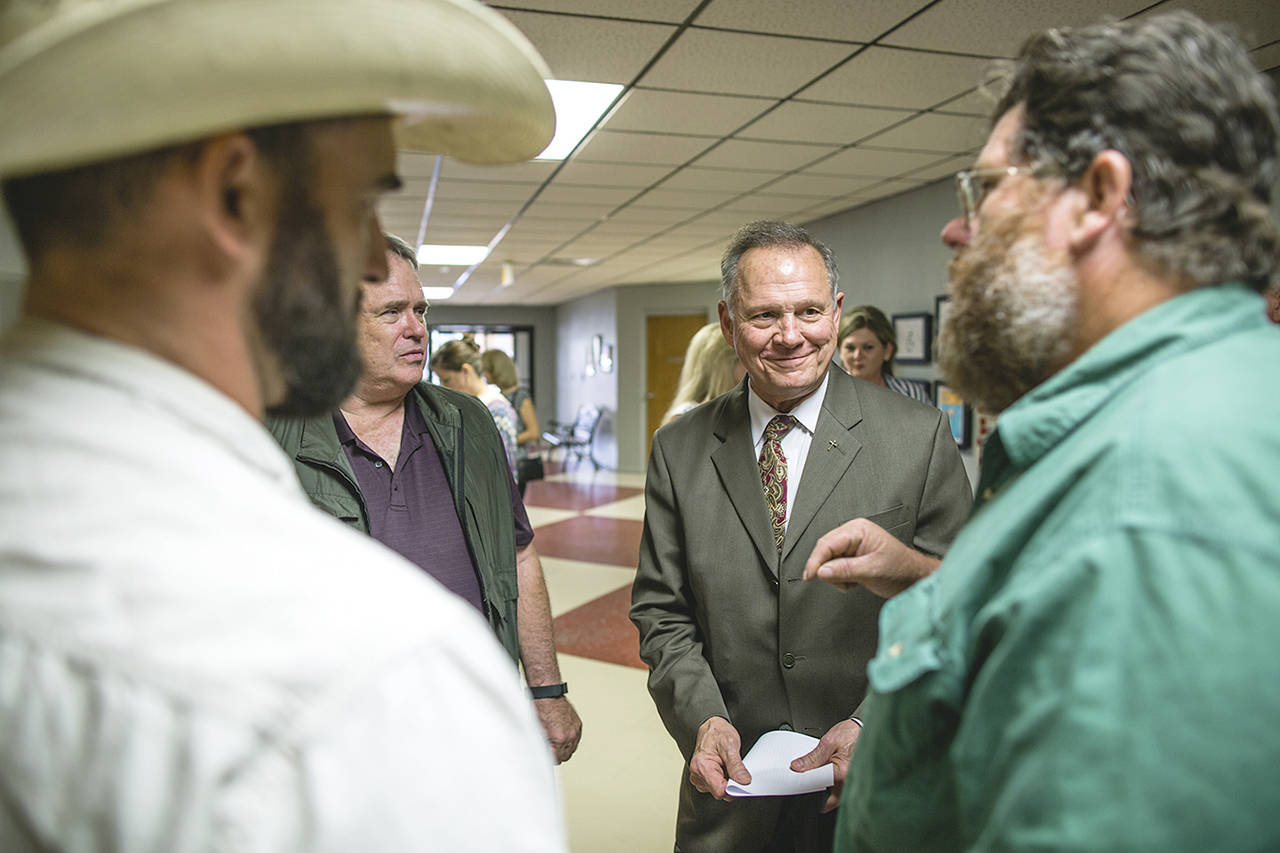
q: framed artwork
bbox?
[892,312,932,364]
[935,382,972,449]
[935,294,951,347]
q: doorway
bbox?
[645,313,711,448]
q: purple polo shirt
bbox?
[333,401,533,613]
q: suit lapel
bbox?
[710,385,779,574]
[782,368,864,562]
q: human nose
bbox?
[775,313,803,345]
[941,216,971,250]
[364,215,388,282]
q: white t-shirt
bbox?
[0,319,566,853]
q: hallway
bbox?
[524,465,684,851]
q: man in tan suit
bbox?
[631,220,972,852]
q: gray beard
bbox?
[939,225,1080,414]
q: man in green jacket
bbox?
[270,233,581,763]
[806,11,1280,851]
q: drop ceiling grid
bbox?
[389,0,1279,302]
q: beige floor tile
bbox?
[584,493,647,521]
[526,506,581,529]
[556,654,683,853]
[541,556,636,617]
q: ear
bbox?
[718,300,735,348]
[832,291,844,328]
[190,132,276,271]
[884,340,895,362]
[1070,149,1132,252]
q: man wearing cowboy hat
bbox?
[0,1,567,850]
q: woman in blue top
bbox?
[838,305,932,405]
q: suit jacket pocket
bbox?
[862,503,910,539]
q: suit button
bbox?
[782,652,796,668]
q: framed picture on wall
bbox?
[892,312,932,364]
[935,382,972,449]
[935,294,951,345]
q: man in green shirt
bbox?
[805,11,1280,851]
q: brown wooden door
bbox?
[645,313,710,449]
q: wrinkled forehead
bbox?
[362,259,423,308]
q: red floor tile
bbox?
[534,515,644,567]
[554,584,646,670]
[524,480,644,511]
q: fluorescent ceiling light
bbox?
[417,244,490,266]
[536,80,624,161]
[421,286,455,300]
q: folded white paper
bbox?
[724,730,835,798]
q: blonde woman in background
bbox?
[430,338,519,475]
[838,305,932,404]
[662,322,744,425]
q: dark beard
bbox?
[938,214,1079,413]
[256,184,362,419]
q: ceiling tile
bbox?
[432,180,543,202]
[692,139,838,171]
[655,166,782,192]
[737,101,914,144]
[494,0,703,23]
[601,205,703,225]
[441,159,556,184]
[499,10,676,83]
[1250,42,1280,73]
[797,46,994,109]
[695,0,931,42]
[555,161,676,187]
[631,187,741,209]
[862,112,989,153]
[607,88,776,136]
[933,88,993,117]
[804,146,951,177]
[715,194,816,219]
[754,172,881,197]
[1136,0,1280,50]
[901,153,975,183]
[638,29,856,97]
[536,184,644,206]
[882,0,1153,57]
[576,130,719,165]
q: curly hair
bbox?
[990,11,1280,291]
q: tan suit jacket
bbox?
[631,365,971,851]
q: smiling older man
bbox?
[630,220,971,853]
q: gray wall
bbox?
[554,288,619,469]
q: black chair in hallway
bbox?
[542,404,602,471]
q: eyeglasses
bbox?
[954,166,1047,224]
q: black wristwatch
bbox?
[528,682,569,699]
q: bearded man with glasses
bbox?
[806,11,1280,852]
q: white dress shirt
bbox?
[747,374,830,532]
[0,319,566,853]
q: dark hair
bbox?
[2,120,312,259]
[430,337,483,374]
[838,305,897,374]
[720,220,839,311]
[991,11,1280,291]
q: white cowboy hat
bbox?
[0,0,555,178]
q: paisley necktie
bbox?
[758,414,797,553]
